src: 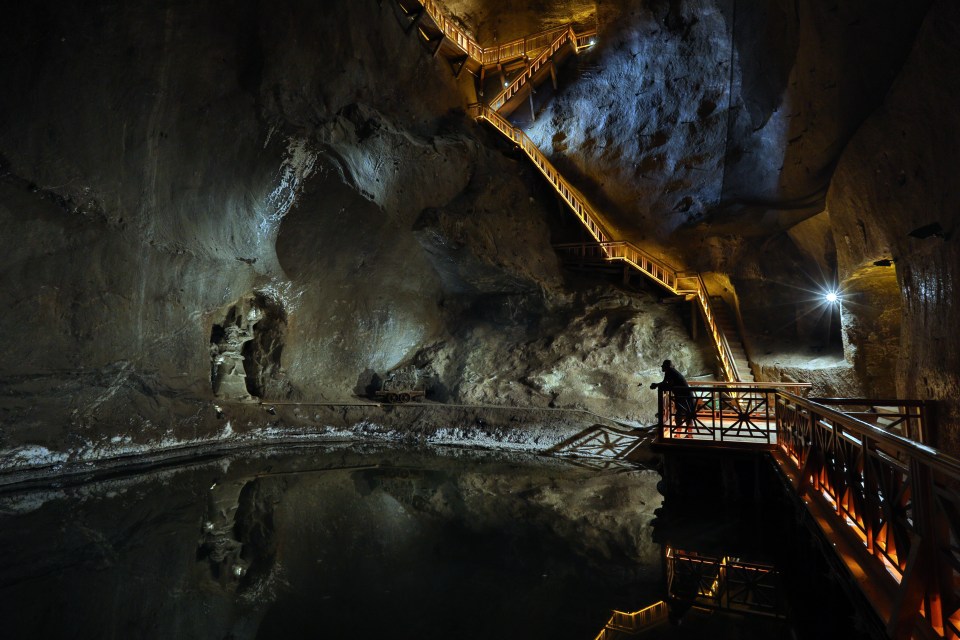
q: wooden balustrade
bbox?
[657,387,952,638]
[807,397,931,445]
[487,28,574,110]
[408,0,594,68]
[774,392,957,639]
[656,385,806,445]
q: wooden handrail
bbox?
[488,27,575,111]
[774,392,956,638]
[656,386,954,637]
[780,393,951,475]
[690,380,813,391]
[472,103,741,380]
[408,0,595,67]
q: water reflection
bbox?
[0,444,866,639]
[0,445,663,640]
[592,498,791,640]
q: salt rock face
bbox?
[828,0,960,451]
[0,0,713,453]
[504,0,929,247]
[412,286,710,424]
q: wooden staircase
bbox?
[392,0,751,382]
[710,297,755,383]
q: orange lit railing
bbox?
[594,601,668,640]
[773,392,957,640]
[656,382,811,444]
[806,397,931,444]
[658,386,952,640]
[403,0,595,67]
[412,0,484,60]
[480,26,585,66]
[487,25,596,111]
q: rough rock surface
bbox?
[827,0,960,450]
[0,0,957,460]
[0,0,719,463]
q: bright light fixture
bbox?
[504,81,509,87]
[825,291,839,303]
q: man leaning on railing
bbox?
[648,359,696,437]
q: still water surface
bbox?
[0,444,852,639]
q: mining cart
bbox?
[374,387,424,404]
[374,375,425,403]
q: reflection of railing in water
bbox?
[593,600,669,640]
[657,385,953,640]
[665,546,784,618]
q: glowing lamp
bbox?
[825,291,839,304]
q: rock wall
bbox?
[827,0,960,450]
[514,0,929,244]
[1,0,954,459]
[0,0,710,456]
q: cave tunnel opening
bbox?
[209,295,287,401]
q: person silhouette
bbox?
[649,359,696,437]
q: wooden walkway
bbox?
[391,0,750,383]
[657,384,954,640]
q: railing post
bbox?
[888,460,939,638]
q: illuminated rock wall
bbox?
[0,0,703,454]
[0,0,955,456]
[828,0,960,449]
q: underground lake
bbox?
[0,443,871,639]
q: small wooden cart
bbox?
[374,386,425,404]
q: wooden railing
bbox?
[656,383,812,445]
[807,398,932,445]
[486,25,597,111]
[472,102,740,380]
[679,271,741,382]
[404,0,594,67]
[594,601,668,639]
[479,26,579,66]
[412,0,484,60]
[657,385,952,639]
[774,392,956,639]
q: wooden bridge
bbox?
[656,384,954,639]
